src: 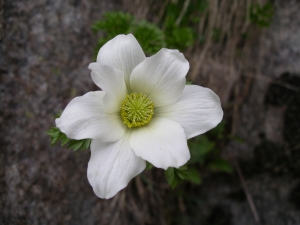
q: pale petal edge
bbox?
[87,133,146,199]
[55,91,126,142]
[155,85,224,139]
[130,48,189,107]
[130,118,190,170]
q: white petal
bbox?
[97,34,146,88]
[87,132,146,199]
[130,48,189,107]
[55,91,126,142]
[88,63,127,113]
[130,118,190,170]
[156,85,223,139]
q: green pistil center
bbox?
[120,93,154,128]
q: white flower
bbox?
[56,34,223,199]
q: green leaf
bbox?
[47,127,60,136]
[54,111,62,118]
[92,12,133,36]
[187,166,202,185]
[165,24,195,51]
[61,135,70,146]
[176,165,190,180]
[165,167,177,189]
[47,114,91,151]
[208,159,233,173]
[165,164,202,189]
[92,11,166,57]
[67,140,83,151]
[82,139,92,150]
[92,12,134,60]
[47,127,63,145]
[51,133,60,145]
[132,20,166,54]
[189,135,215,164]
[186,80,193,85]
[67,139,91,151]
[145,161,153,170]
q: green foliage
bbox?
[189,135,215,164]
[92,9,198,56]
[92,12,133,36]
[165,164,201,189]
[47,113,91,151]
[145,161,153,170]
[250,2,274,28]
[92,12,166,56]
[47,127,91,151]
[163,13,195,51]
[91,0,211,56]
[165,25,195,51]
[53,111,62,118]
[186,166,202,184]
[131,20,166,54]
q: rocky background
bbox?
[1,0,300,224]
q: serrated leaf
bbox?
[82,139,92,150]
[61,135,70,146]
[132,20,166,54]
[208,159,233,173]
[67,140,83,151]
[47,127,60,136]
[92,11,133,36]
[51,134,60,145]
[164,22,195,51]
[165,164,200,189]
[48,114,91,151]
[51,131,63,145]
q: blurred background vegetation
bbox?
[1,0,300,224]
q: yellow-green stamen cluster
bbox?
[120,93,154,128]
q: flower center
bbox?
[120,93,154,128]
